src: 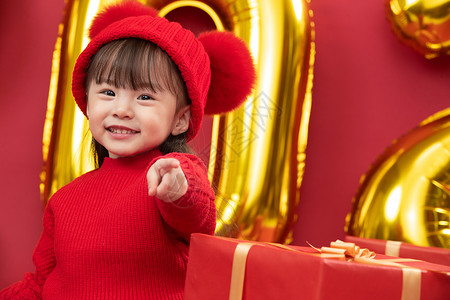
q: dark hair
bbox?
[85,38,193,167]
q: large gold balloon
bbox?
[41,0,98,203]
[41,0,314,244]
[386,0,450,58]
[207,0,314,243]
[346,109,450,248]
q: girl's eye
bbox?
[102,90,115,96]
[138,94,154,101]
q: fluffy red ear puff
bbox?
[89,1,158,39]
[198,31,256,115]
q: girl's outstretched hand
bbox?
[147,158,188,202]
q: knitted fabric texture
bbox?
[72,1,256,141]
[0,150,216,299]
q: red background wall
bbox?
[0,0,449,288]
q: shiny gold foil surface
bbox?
[41,0,314,243]
[208,0,314,243]
[346,109,450,248]
[41,0,101,204]
[386,0,450,58]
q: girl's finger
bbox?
[155,158,180,174]
[147,166,161,196]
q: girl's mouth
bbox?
[106,126,139,134]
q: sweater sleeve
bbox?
[0,203,56,299]
[155,153,216,240]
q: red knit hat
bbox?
[72,0,256,141]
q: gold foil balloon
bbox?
[346,109,450,248]
[41,0,314,244]
[386,0,450,58]
[205,0,314,243]
[41,0,99,203]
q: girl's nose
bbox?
[112,97,134,119]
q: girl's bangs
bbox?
[87,39,184,98]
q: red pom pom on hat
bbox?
[89,1,158,39]
[198,31,256,115]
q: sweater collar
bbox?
[101,149,162,171]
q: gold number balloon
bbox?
[41,0,98,203]
[41,0,314,244]
[346,109,450,248]
[204,0,314,243]
[386,0,450,58]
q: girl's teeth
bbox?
[109,128,136,134]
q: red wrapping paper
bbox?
[184,234,450,300]
[345,236,450,266]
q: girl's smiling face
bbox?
[86,81,190,158]
[84,38,190,160]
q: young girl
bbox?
[0,1,255,299]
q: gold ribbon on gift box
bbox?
[228,240,449,300]
[385,240,403,257]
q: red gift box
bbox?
[345,236,450,267]
[184,234,450,300]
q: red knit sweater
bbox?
[1,150,216,299]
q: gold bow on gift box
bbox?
[308,240,376,260]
